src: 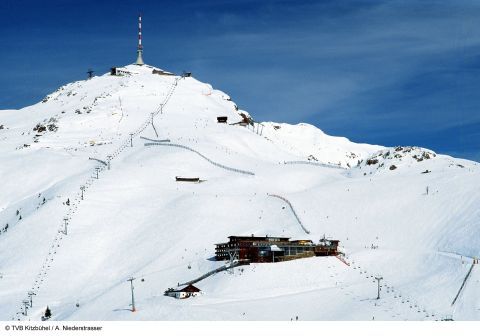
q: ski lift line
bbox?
[13,77,181,321]
[135,261,195,281]
[283,160,346,170]
[267,194,310,234]
[335,255,350,266]
[177,261,242,287]
[144,142,255,176]
[351,260,438,321]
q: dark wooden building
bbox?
[175,176,200,182]
[217,116,228,123]
[215,235,339,263]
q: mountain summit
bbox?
[0,64,479,321]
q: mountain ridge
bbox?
[0,64,479,321]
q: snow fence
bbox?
[451,264,475,306]
[140,136,171,143]
[283,160,346,170]
[144,142,255,176]
[267,193,310,234]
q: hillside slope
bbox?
[0,64,479,321]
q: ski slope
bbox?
[0,63,479,321]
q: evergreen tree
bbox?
[44,306,51,319]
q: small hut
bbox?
[110,67,135,76]
[217,116,228,123]
[152,69,175,76]
[165,284,201,299]
[175,176,200,183]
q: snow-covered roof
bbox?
[270,245,283,252]
[171,284,201,292]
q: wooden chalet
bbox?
[215,235,339,263]
[164,284,201,299]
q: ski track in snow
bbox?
[9,71,180,320]
[0,64,479,321]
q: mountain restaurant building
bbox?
[215,235,339,263]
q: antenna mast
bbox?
[135,14,144,65]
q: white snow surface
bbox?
[0,63,479,321]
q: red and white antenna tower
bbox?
[135,14,144,65]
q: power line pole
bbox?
[130,133,134,147]
[127,277,136,312]
[80,186,85,200]
[95,167,100,179]
[375,276,383,300]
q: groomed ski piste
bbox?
[0,63,479,321]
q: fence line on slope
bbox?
[144,142,255,176]
[437,250,476,262]
[13,76,181,320]
[451,264,475,306]
[139,136,170,143]
[267,193,310,234]
[88,157,108,166]
[283,161,346,170]
[151,121,159,138]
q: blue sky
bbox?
[1,0,479,161]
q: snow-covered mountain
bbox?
[0,63,479,321]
